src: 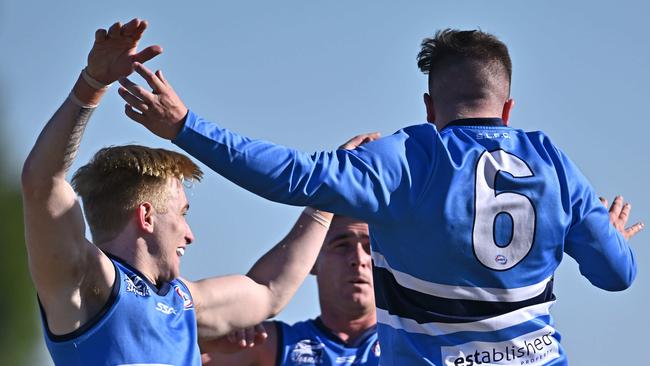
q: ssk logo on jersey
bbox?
[290,339,324,364]
[156,302,177,315]
[124,274,150,297]
[175,286,194,310]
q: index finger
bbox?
[133,62,165,92]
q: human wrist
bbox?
[70,70,108,108]
[302,207,333,228]
[81,67,113,89]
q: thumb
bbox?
[133,45,163,64]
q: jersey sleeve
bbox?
[559,150,637,291]
[172,110,430,224]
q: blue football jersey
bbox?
[276,318,379,365]
[174,111,636,366]
[41,255,201,366]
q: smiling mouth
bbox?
[176,248,185,257]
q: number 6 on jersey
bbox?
[472,150,536,270]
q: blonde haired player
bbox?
[22,19,335,365]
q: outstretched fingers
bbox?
[124,104,147,125]
[624,222,645,240]
[121,18,140,37]
[609,195,624,221]
[118,87,149,113]
[95,28,107,42]
[133,62,165,92]
[118,77,155,102]
[599,196,608,208]
[133,45,163,65]
[132,19,148,41]
[107,22,121,39]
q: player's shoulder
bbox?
[398,122,437,137]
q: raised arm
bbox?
[117,63,426,223]
[183,208,332,340]
[20,19,161,334]
[561,151,643,291]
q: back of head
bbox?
[71,145,203,244]
[417,29,512,115]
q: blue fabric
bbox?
[277,319,379,366]
[174,111,636,365]
[42,257,201,366]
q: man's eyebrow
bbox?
[327,233,370,245]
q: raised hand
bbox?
[600,196,644,240]
[118,63,188,139]
[86,19,162,85]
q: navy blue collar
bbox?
[105,252,172,296]
[442,117,506,131]
[313,317,377,347]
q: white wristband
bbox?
[68,92,98,109]
[81,67,112,89]
[302,207,332,229]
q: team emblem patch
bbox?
[495,254,508,265]
[124,274,150,297]
[372,341,381,357]
[290,339,324,364]
[175,286,193,309]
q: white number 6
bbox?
[472,150,536,270]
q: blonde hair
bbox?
[71,145,203,244]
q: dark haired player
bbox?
[120,29,643,365]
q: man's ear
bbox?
[424,93,435,123]
[502,98,514,126]
[136,202,155,233]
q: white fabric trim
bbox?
[377,300,555,337]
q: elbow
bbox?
[609,268,636,292]
[21,156,61,199]
[265,296,284,319]
[591,266,636,292]
[21,157,40,196]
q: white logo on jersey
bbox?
[290,339,324,364]
[476,132,511,140]
[441,326,559,366]
[155,302,177,315]
[124,275,150,297]
[335,355,356,363]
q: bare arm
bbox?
[21,19,161,335]
[183,208,332,340]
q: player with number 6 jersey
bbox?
[120,29,642,365]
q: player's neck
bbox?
[435,110,503,130]
[102,235,161,286]
[319,308,376,344]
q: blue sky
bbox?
[2,1,648,364]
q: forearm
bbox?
[247,208,333,316]
[172,111,391,220]
[568,218,637,291]
[22,74,106,190]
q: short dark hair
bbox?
[417,29,512,103]
[417,29,511,81]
